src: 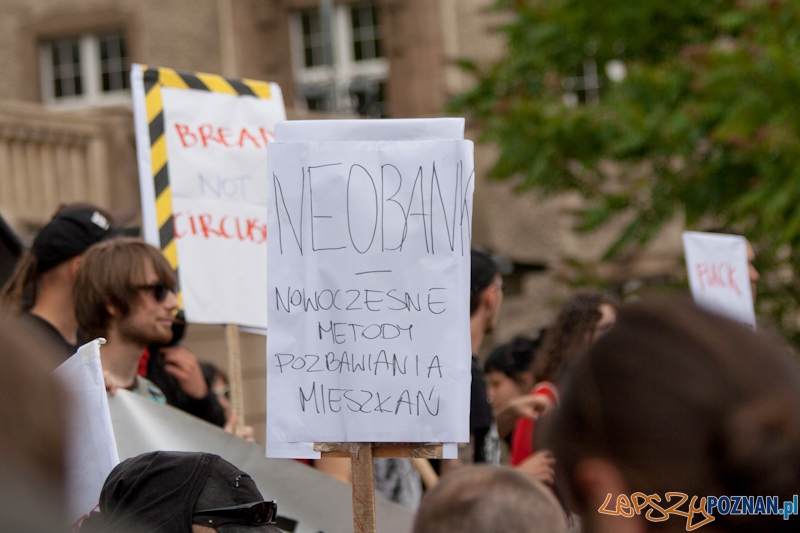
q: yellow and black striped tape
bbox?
[142,66,274,311]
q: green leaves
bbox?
[454,0,800,341]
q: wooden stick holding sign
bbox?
[225,324,245,433]
[315,443,443,533]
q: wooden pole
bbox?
[225,323,245,433]
[350,443,377,533]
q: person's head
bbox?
[80,451,282,533]
[470,249,505,332]
[413,465,569,533]
[532,291,617,384]
[551,297,800,533]
[74,237,177,344]
[1,204,134,312]
[484,334,542,410]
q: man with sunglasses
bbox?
[74,237,180,402]
[80,451,283,533]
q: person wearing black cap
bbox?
[464,248,508,466]
[80,451,283,533]
[0,204,135,362]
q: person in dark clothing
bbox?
[145,320,226,427]
[0,204,136,363]
[80,451,283,533]
[465,248,509,465]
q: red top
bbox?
[509,382,559,466]
[138,347,150,377]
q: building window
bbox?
[290,1,389,117]
[40,31,130,106]
[351,2,381,61]
[51,38,83,98]
[300,10,326,68]
[99,33,129,92]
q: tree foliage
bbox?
[452,0,800,340]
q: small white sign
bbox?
[53,339,119,528]
[682,231,756,329]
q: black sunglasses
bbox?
[135,283,176,303]
[194,500,277,526]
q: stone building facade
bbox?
[0,0,682,442]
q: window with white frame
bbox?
[40,31,130,106]
[291,1,389,117]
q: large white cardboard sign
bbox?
[682,231,756,329]
[266,119,474,453]
[53,340,119,527]
[132,64,285,330]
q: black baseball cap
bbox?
[471,248,513,299]
[30,207,138,273]
[81,452,282,533]
[192,456,282,533]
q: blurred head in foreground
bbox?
[81,451,282,533]
[413,465,569,533]
[551,298,800,533]
[0,313,67,531]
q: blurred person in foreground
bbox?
[1,205,135,362]
[551,297,800,533]
[0,313,68,532]
[413,465,569,533]
[74,237,178,401]
[80,451,283,533]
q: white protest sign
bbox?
[266,120,474,452]
[132,64,285,330]
[53,339,119,527]
[683,231,756,329]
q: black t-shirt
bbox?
[24,313,83,362]
[470,355,493,463]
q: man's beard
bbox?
[117,316,173,347]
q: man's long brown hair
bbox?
[74,238,176,340]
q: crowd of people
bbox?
[3,203,800,533]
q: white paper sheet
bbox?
[53,339,119,527]
[132,65,285,329]
[682,231,756,329]
[266,136,474,450]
